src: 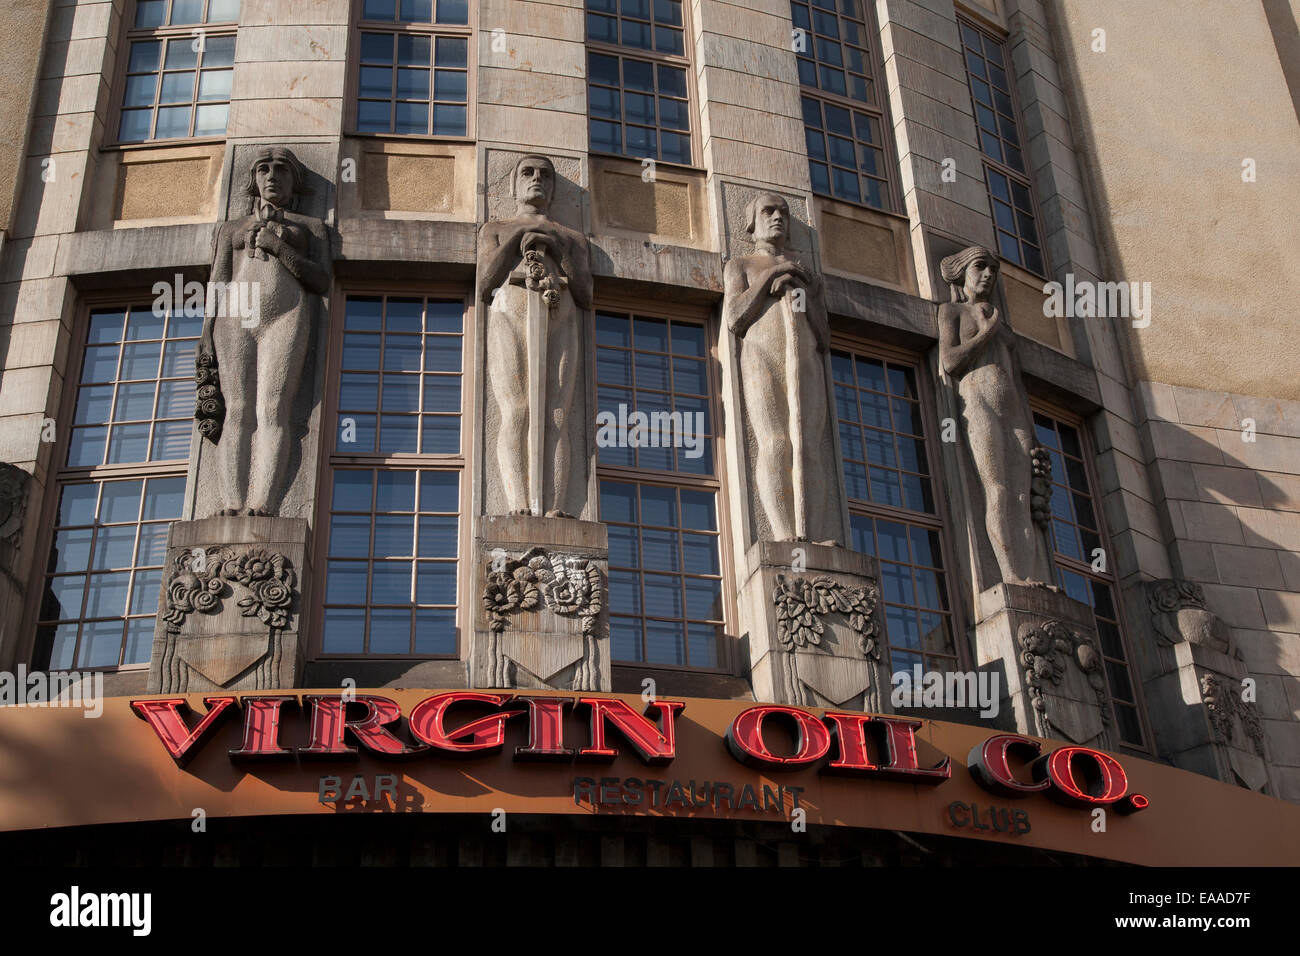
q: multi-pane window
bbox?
[320,295,466,657]
[35,304,198,670]
[833,347,959,677]
[792,0,895,211]
[1034,411,1146,748]
[595,311,724,668]
[118,0,238,142]
[586,0,692,164]
[958,17,1046,275]
[355,0,470,137]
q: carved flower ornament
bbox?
[772,575,878,657]
[162,547,296,633]
[483,547,604,634]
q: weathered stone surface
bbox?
[470,515,609,692]
[147,516,311,693]
[722,191,841,546]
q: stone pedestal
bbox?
[1147,641,1269,791]
[739,540,884,710]
[147,516,311,693]
[470,515,609,691]
[975,583,1114,749]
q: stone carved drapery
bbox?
[197,145,332,518]
[1017,618,1111,744]
[937,246,1055,588]
[481,546,605,689]
[156,545,297,691]
[772,573,880,710]
[478,154,594,519]
[722,192,840,545]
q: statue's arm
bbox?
[938,303,998,378]
[478,222,524,302]
[201,223,235,358]
[260,217,331,296]
[805,274,830,353]
[723,259,775,339]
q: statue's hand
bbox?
[254,227,282,258]
[520,230,556,257]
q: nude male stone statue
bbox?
[478,154,594,518]
[198,146,331,517]
[937,245,1051,586]
[723,192,837,543]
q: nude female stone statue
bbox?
[198,146,331,517]
[478,154,593,518]
[937,245,1050,586]
[723,193,837,543]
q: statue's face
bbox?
[255,158,294,207]
[963,257,996,301]
[753,196,789,245]
[516,159,554,209]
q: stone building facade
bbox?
[0,0,1296,825]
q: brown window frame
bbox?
[593,296,738,675]
[830,334,971,676]
[311,284,474,661]
[791,0,902,214]
[22,293,199,673]
[346,0,476,142]
[584,0,700,170]
[1029,398,1153,753]
[956,13,1049,278]
[109,0,239,147]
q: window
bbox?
[595,310,726,668]
[117,0,238,143]
[355,0,471,137]
[586,0,692,164]
[319,294,467,657]
[957,17,1046,275]
[1033,410,1148,748]
[792,0,896,211]
[34,304,199,670]
[832,346,961,677]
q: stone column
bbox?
[470,151,607,692]
[718,186,882,708]
[147,516,310,692]
[1139,579,1271,792]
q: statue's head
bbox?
[940,245,999,303]
[745,192,790,248]
[513,154,555,213]
[244,146,310,211]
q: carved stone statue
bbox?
[1147,578,1238,658]
[479,154,593,518]
[197,146,332,517]
[938,246,1051,586]
[723,193,837,543]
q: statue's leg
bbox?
[964,392,1034,583]
[741,326,795,540]
[249,310,310,515]
[545,299,580,517]
[210,318,256,514]
[485,300,529,513]
[797,340,833,541]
